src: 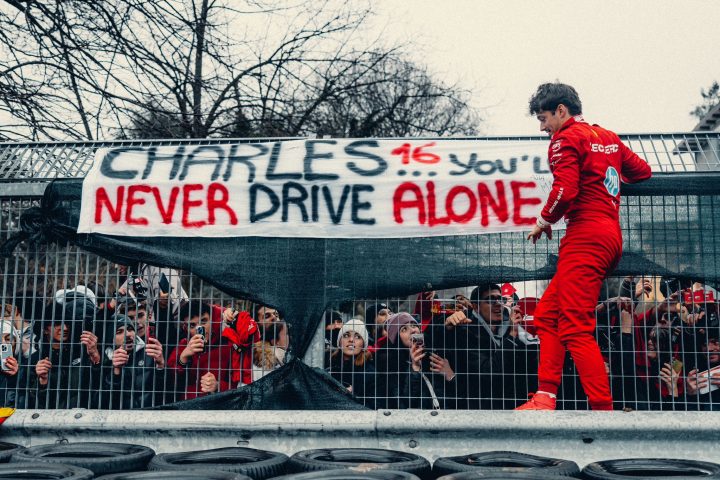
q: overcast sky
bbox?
[371,0,720,136]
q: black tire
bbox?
[435,473,574,480]
[0,462,94,479]
[10,442,155,475]
[432,452,580,477]
[148,447,289,480]
[582,458,720,479]
[0,441,24,463]
[288,448,431,478]
[270,469,421,479]
[96,471,252,480]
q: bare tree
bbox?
[0,0,480,141]
[690,81,720,121]
[299,52,480,137]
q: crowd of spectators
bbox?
[0,263,286,409]
[1,267,719,411]
[324,277,720,411]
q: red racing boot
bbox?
[514,392,557,411]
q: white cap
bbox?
[54,285,97,308]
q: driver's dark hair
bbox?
[529,82,582,116]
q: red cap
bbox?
[501,283,517,298]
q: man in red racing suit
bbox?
[516,83,652,410]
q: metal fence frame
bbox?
[2,134,720,461]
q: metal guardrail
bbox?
[3,409,719,467]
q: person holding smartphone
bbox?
[0,319,23,407]
[519,83,652,411]
[685,327,720,410]
[374,312,455,409]
[100,314,165,409]
[166,301,238,401]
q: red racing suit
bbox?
[533,115,651,410]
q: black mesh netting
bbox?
[2,174,720,409]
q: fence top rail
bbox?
[0,132,719,180]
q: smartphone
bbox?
[196,325,207,352]
[671,358,683,374]
[0,344,12,371]
[697,365,720,395]
[410,333,424,347]
[158,272,170,294]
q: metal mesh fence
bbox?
[2,195,719,411]
[1,134,720,411]
[1,133,720,180]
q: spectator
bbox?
[248,320,288,383]
[10,290,41,360]
[100,314,165,409]
[255,304,281,337]
[326,318,376,408]
[117,300,153,341]
[412,291,436,332]
[0,319,24,407]
[374,312,456,409]
[437,284,538,409]
[685,326,720,410]
[365,302,392,350]
[3,303,37,359]
[167,301,237,401]
[118,264,188,316]
[31,288,102,409]
[623,322,685,410]
[324,310,344,350]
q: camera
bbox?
[129,273,148,300]
[410,333,424,347]
[0,343,12,371]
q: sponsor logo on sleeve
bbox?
[604,166,620,196]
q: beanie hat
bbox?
[112,314,135,332]
[337,318,369,348]
[365,303,389,323]
[385,312,417,345]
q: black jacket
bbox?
[326,353,376,409]
[29,344,102,409]
[100,343,163,409]
[374,346,456,410]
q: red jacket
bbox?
[541,116,652,224]
[168,305,247,400]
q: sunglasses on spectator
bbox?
[479,295,504,305]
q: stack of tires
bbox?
[0,441,719,479]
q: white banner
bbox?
[77,139,557,238]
